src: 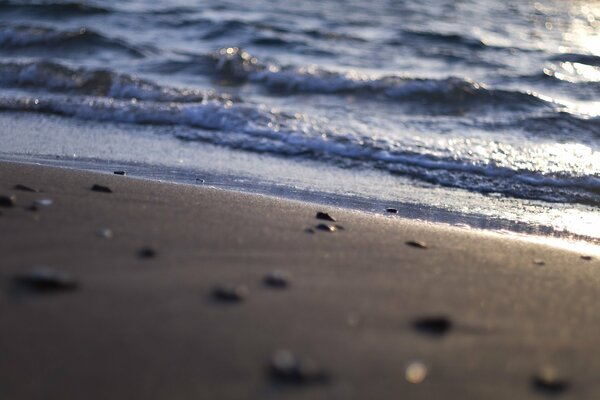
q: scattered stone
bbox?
[532,366,569,395]
[0,195,16,207]
[263,271,289,288]
[533,259,546,265]
[196,178,205,183]
[97,228,114,239]
[14,184,38,192]
[212,284,248,303]
[270,350,329,385]
[581,255,592,261]
[13,267,78,293]
[413,316,452,337]
[316,212,336,222]
[91,184,112,193]
[405,361,428,384]
[305,228,315,234]
[113,170,126,176]
[27,198,53,211]
[386,208,398,214]
[34,198,53,207]
[138,247,157,259]
[406,240,427,249]
[316,224,337,232]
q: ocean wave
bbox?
[551,53,600,68]
[397,30,489,51]
[0,1,111,16]
[1,92,597,206]
[0,61,232,102]
[210,47,552,111]
[0,24,147,57]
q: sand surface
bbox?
[0,161,598,400]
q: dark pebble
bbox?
[305,228,315,234]
[270,350,329,385]
[533,367,569,395]
[263,271,289,288]
[406,240,427,249]
[316,223,337,232]
[91,184,112,193]
[316,212,336,222]
[212,284,248,303]
[0,195,16,207]
[386,208,398,214]
[13,267,78,293]
[413,316,452,337]
[196,178,205,183]
[581,255,592,261]
[14,184,38,192]
[138,247,157,259]
[113,170,126,176]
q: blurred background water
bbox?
[0,0,598,242]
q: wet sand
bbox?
[0,161,598,400]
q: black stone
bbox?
[212,284,247,303]
[263,271,289,288]
[533,368,569,395]
[581,255,592,261]
[138,247,157,259]
[406,240,427,249]
[386,208,398,213]
[316,224,336,232]
[316,212,336,222]
[113,171,126,176]
[413,316,452,337]
[270,350,329,385]
[13,267,78,293]
[14,184,38,192]
[0,195,16,207]
[91,184,112,193]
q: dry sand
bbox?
[0,161,598,399]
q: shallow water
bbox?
[0,0,598,242]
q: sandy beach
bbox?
[0,161,598,400]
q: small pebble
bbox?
[316,224,337,232]
[386,208,398,214]
[27,198,53,211]
[91,184,112,193]
[405,361,428,384]
[581,255,592,261]
[138,247,157,259]
[316,212,336,222]
[113,170,126,176]
[413,316,452,337]
[263,271,289,288]
[0,195,16,207]
[14,184,38,192]
[34,198,53,207]
[533,259,546,265]
[196,178,205,183]
[532,366,569,395]
[305,228,315,234]
[97,228,114,239]
[406,240,427,249]
[270,350,329,384]
[212,284,248,303]
[13,267,78,292]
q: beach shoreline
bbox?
[1,160,598,399]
